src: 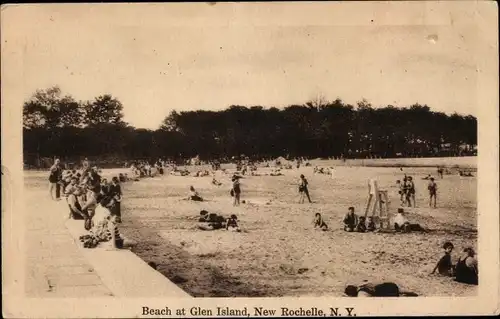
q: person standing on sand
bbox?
[48,158,63,201]
[428,177,437,208]
[109,177,122,222]
[299,174,312,204]
[406,176,416,207]
[232,176,241,206]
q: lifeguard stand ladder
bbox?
[365,190,391,229]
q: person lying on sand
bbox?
[197,210,225,230]
[343,207,358,232]
[270,169,283,176]
[431,241,455,277]
[459,170,474,177]
[344,282,418,297]
[188,186,203,201]
[454,247,478,285]
[313,213,328,231]
[212,177,222,186]
[355,216,367,233]
[393,208,426,233]
[226,214,241,232]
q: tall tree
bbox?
[23,86,82,129]
[82,94,126,127]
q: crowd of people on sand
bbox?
[49,158,137,250]
[48,156,478,292]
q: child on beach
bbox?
[431,241,454,276]
[366,216,376,232]
[356,216,367,233]
[313,213,328,231]
[343,207,358,232]
[226,214,241,232]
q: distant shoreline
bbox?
[23,156,477,171]
[311,156,477,169]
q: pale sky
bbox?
[2,2,496,129]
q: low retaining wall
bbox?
[63,210,191,298]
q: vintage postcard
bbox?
[2,1,499,318]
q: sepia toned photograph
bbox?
[2,2,499,318]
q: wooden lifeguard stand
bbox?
[364,189,391,229]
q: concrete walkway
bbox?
[25,185,190,298]
[25,191,113,297]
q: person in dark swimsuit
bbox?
[198,211,225,230]
[100,178,111,196]
[406,176,416,207]
[431,241,454,276]
[343,207,358,232]
[89,167,101,186]
[232,177,241,206]
[366,216,376,232]
[299,174,312,204]
[188,186,203,201]
[356,216,367,233]
[313,213,328,231]
[108,177,122,222]
[226,214,241,232]
[344,282,418,297]
[454,247,478,285]
[48,158,63,200]
[428,177,437,208]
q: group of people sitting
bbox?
[130,160,164,178]
[47,157,140,250]
[62,167,131,249]
[339,207,424,233]
[197,210,241,232]
[342,207,377,232]
[431,241,478,285]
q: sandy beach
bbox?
[107,161,479,297]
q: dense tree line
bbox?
[23,87,477,166]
